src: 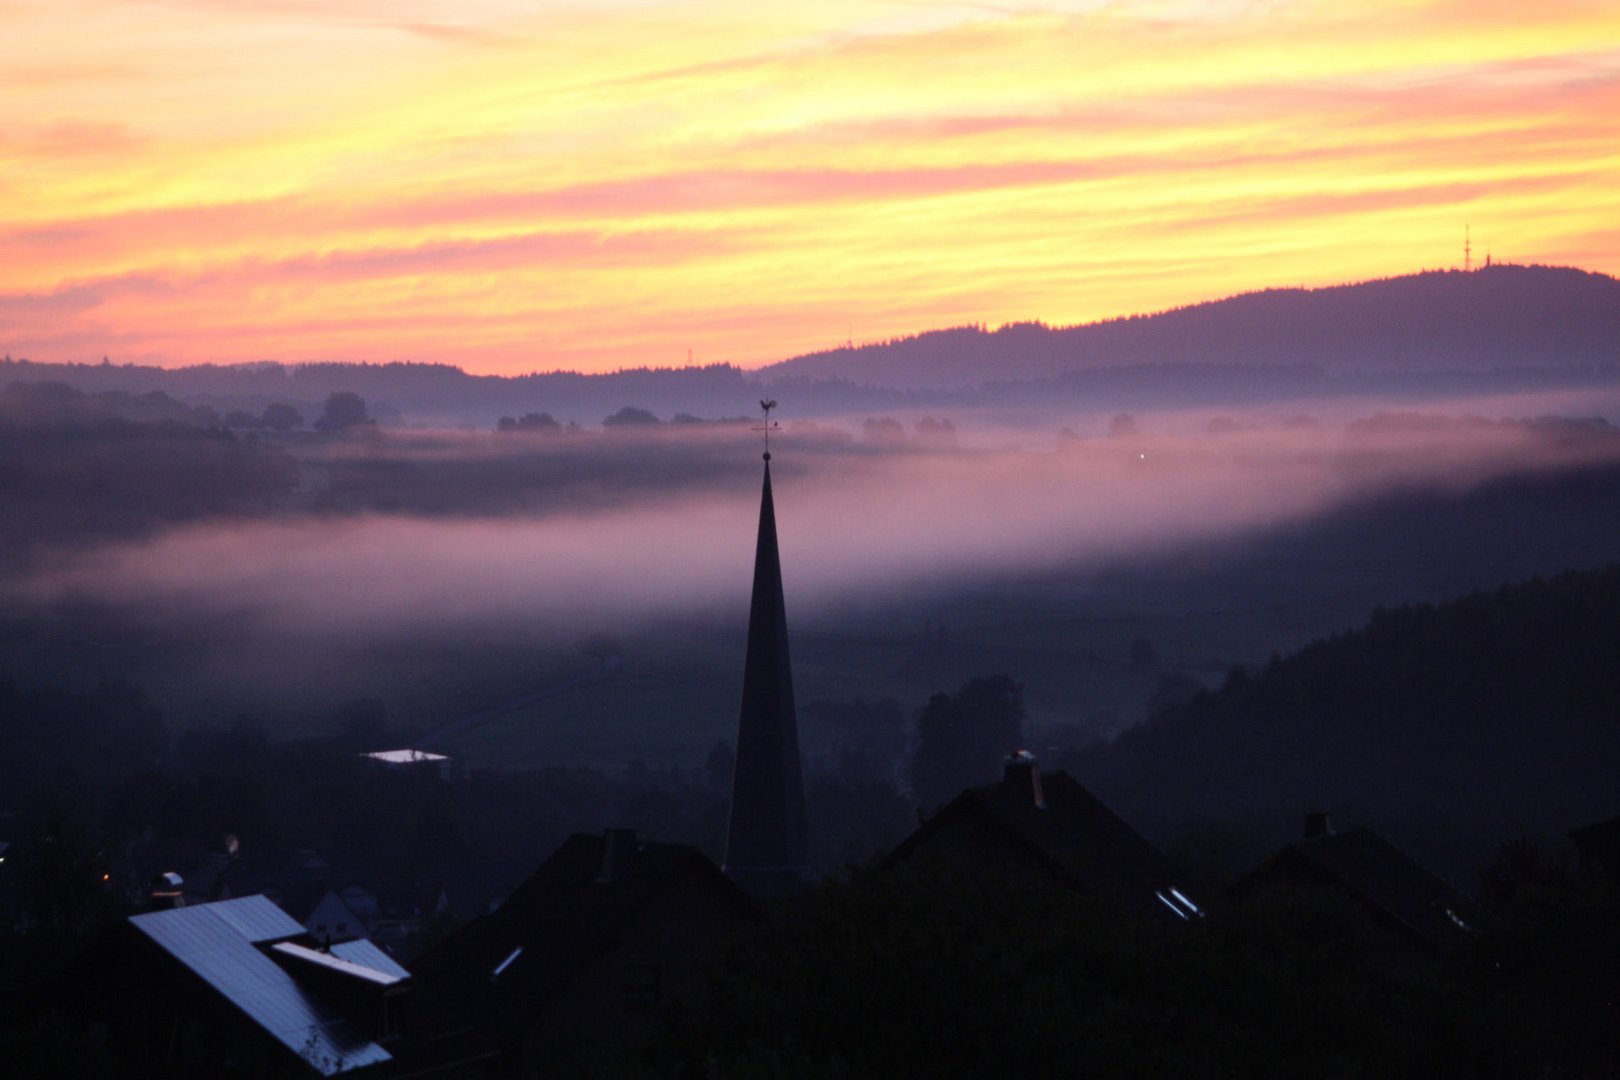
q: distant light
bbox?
[102,873,110,881]
[1168,887,1202,916]
[1138,453,1146,460]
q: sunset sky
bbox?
[4,0,1617,376]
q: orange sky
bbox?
[3,0,1617,375]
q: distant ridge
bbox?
[762,264,1620,390]
[4,265,1616,423]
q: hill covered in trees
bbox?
[6,264,1617,423]
[1070,563,1620,881]
[765,264,1620,390]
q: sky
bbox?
[3,0,1618,375]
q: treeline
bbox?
[0,381,781,559]
[0,382,300,560]
[0,377,905,560]
[0,356,777,429]
[1069,563,1620,882]
[765,264,1620,390]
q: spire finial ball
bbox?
[763,451,771,461]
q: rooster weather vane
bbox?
[758,399,779,460]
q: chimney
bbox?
[149,871,186,910]
[1003,751,1045,809]
[597,828,638,883]
[1303,812,1333,840]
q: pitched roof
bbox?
[419,831,755,1007]
[725,458,811,894]
[891,764,1195,921]
[1272,827,1480,952]
[1569,812,1620,871]
[330,938,410,980]
[129,895,395,1075]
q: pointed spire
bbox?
[723,454,811,897]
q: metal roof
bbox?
[363,748,448,765]
[330,939,410,980]
[130,896,393,1075]
[271,942,405,987]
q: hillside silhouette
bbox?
[765,264,1620,389]
[1071,562,1620,881]
[5,264,1617,423]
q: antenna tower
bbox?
[1464,225,1472,273]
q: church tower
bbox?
[723,442,812,898]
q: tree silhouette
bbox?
[909,674,1025,811]
[602,405,660,427]
[260,402,304,431]
[314,391,372,432]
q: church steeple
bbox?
[723,446,811,897]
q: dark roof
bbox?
[1568,813,1620,845]
[1569,813,1620,869]
[724,459,811,893]
[129,896,397,1075]
[890,765,1194,921]
[418,831,755,1009]
[1269,827,1480,953]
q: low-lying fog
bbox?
[14,399,1620,637]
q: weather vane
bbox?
[757,399,778,460]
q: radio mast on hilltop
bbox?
[1465,225,1472,272]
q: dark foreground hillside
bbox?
[1072,563,1620,881]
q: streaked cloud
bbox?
[2,1,1616,372]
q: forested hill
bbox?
[1070,562,1620,880]
[765,264,1620,390]
[6,264,1616,421]
[0,358,773,430]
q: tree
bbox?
[497,411,560,433]
[909,674,1025,811]
[913,416,958,447]
[260,402,304,431]
[602,405,660,427]
[862,416,906,445]
[314,391,372,432]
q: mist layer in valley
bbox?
[5,378,1620,774]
